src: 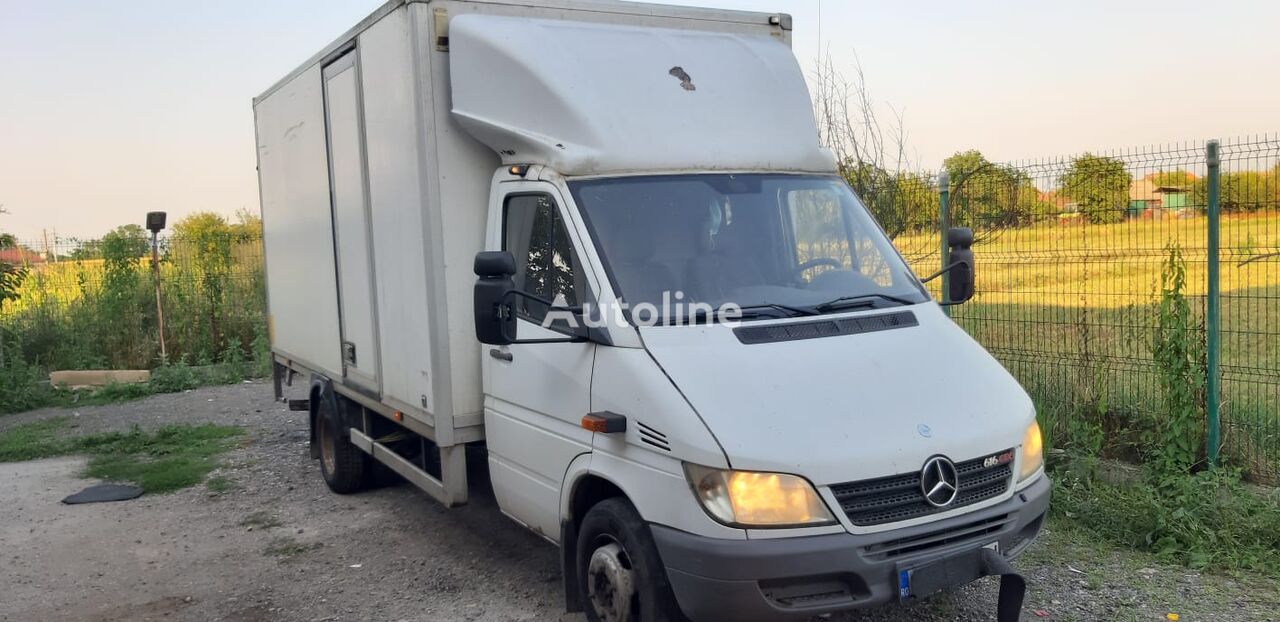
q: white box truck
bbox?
[254,1,1049,620]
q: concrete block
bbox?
[49,370,151,389]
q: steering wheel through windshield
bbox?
[794,257,844,280]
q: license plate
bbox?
[898,542,998,600]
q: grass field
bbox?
[0,418,244,493]
[895,211,1280,482]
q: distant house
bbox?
[0,247,44,265]
[1129,173,1193,218]
[1037,190,1082,221]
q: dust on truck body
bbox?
[254,1,1050,620]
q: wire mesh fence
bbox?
[1,137,1276,483]
[0,229,266,373]
[872,135,1279,484]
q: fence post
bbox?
[1205,140,1221,468]
[938,171,952,315]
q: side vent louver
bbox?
[636,422,671,452]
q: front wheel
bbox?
[576,498,687,622]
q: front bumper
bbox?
[652,475,1050,622]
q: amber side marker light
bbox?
[508,164,529,177]
[581,411,627,433]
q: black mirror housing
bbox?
[474,251,518,345]
[947,226,974,248]
[475,251,516,277]
[946,227,975,304]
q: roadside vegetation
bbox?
[0,210,268,414]
[0,417,243,493]
[0,358,267,415]
[1036,246,1280,579]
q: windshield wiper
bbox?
[813,293,917,313]
[735,303,820,319]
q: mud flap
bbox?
[980,548,1026,622]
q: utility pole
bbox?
[146,212,168,362]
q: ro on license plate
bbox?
[898,542,999,600]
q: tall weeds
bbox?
[0,213,266,412]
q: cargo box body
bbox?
[254,0,783,447]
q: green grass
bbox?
[1049,462,1280,579]
[0,360,262,416]
[0,418,244,493]
[0,418,78,461]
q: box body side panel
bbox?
[359,7,440,417]
[256,65,344,376]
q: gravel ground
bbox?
[1,382,1277,622]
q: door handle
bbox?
[489,348,513,362]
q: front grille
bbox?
[862,513,1013,561]
[829,450,1013,526]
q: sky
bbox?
[1,0,1278,240]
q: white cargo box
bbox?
[254,0,792,448]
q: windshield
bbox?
[569,174,928,322]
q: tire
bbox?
[316,396,369,494]
[577,498,688,622]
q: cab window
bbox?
[503,193,585,323]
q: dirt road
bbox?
[1,382,1274,621]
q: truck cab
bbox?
[474,166,1047,621]
[255,2,1047,621]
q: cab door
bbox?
[483,182,597,540]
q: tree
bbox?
[100,224,150,259]
[230,209,262,240]
[0,254,23,308]
[942,150,1047,228]
[69,239,103,260]
[171,212,237,355]
[1220,171,1274,213]
[1059,153,1132,224]
[810,54,917,238]
[0,205,25,309]
[1150,170,1195,188]
[0,205,27,369]
[99,224,150,300]
[0,204,12,249]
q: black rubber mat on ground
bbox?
[62,484,144,504]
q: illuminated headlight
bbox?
[1019,420,1044,481]
[684,464,836,527]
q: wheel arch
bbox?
[308,375,336,460]
[559,456,632,613]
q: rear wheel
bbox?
[577,498,687,622]
[316,396,369,494]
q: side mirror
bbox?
[474,251,517,345]
[946,227,975,304]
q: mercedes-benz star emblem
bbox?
[920,456,960,508]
